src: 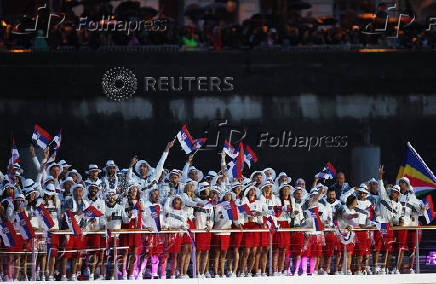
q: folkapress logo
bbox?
[102,67,235,101]
[102,67,138,101]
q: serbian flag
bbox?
[369,205,376,222]
[176,125,197,154]
[237,204,254,216]
[229,143,244,178]
[148,205,161,232]
[223,140,239,159]
[422,194,436,224]
[375,222,390,237]
[223,200,238,221]
[194,138,207,150]
[273,206,286,217]
[46,129,62,164]
[244,145,258,168]
[16,211,36,240]
[36,204,55,231]
[396,142,436,194]
[315,162,336,180]
[105,229,112,255]
[83,205,104,219]
[309,207,324,231]
[65,209,82,236]
[0,221,20,247]
[32,124,53,149]
[133,201,142,212]
[8,138,20,166]
[265,216,279,234]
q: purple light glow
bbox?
[428,252,436,265]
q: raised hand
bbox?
[29,145,36,157]
[165,140,175,152]
[129,156,138,168]
[378,165,384,180]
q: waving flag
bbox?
[148,205,161,232]
[422,194,436,224]
[265,216,279,234]
[396,142,436,193]
[16,212,35,240]
[8,138,20,166]
[176,125,197,154]
[332,219,354,244]
[222,200,238,221]
[229,143,244,178]
[237,204,254,216]
[46,130,62,164]
[0,221,20,247]
[32,124,53,149]
[83,205,104,219]
[223,140,239,159]
[273,206,287,217]
[244,145,258,168]
[65,209,82,236]
[309,207,324,231]
[133,201,142,212]
[369,205,376,222]
[315,162,336,180]
[36,204,55,231]
[375,222,390,237]
[194,138,207,150]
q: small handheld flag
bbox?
[8,138,20,166]
[176,125,199,154]
[237,204,254,216]
[148,205,161,232]
[32,124,53,149]
[369,205,376,222]
[315,162,336,180]
[265,216,279,234]
[375,222,390,238]
[36,204,55,231]
[223,200,238,221]
[309,207,324,231]
[422,194,436,224]
[16,211,35,240]
[46,130,62,164]
[194,138,207,150]
[0,221,20,247]
[223,140,239,159]
[83,205,104,219]
[332,219,354,244]
[65,209,82,236]
[244,145,258,168]
[229,143,244,178]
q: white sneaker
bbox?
[70,274,77,281]
[287,270,293,276]
[273,272,281,276]
[161,274,167,280]
[409,269,415,274]
[205,272,211,278]
[380,269,386,275]
[128,275,135,280]
[97,275,105,280]
[41,275,46,281]
[245,273,252,277]
[312,270,318,275]
[122,274,127,280]
[346,270,352,275]
[334,271,341,275]
[61,275,68,281]
[170,275,176,279]
[366,267,373,275]
[394,269,400,275]
[261,273,267,277]
[88,274,94,281]
[318,268,326,275]
[254,271,261,277]
[355,271,363,275]
[300,272,307,276]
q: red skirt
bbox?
[144,234,164,256]
[65,235,84,258]
[182,220,195,245]
[212,234,230,251]
[273,221,290,249]
[323,232,338,257]
[382,229,394,252]
[195,232,211,251]
[230,224,243,249]
[86,234,105,259]
[354,231,370,256]
[303,234,322,257]
[165,233,182,253]
[407,230,422,252]
[242,222,260,248]
[290,232,305,256]
[371,230,383,251]
[394,230,408,251]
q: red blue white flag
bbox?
[223,140,239,159]
[244,145,258,168]
[36,204,55,231]
[16,211,35,240]
[176,125,197,154]
[148,205,161,232]
[423,194,436,224]
[83,205,104,219]
[8,138,20,166]
[315,162,336,180]
[65,209,82,236]
[0,221,20,247]
[309,207,324,231]
[32,124,53,149]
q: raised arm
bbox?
[378,165,388,200]
[181,154,193,182]
[151,140,174,182]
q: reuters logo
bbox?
[102,67,137,101]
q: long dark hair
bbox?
[279,185,291,206]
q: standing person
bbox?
[318,187,342,275]
[164,195,188,279]
[377,165,402,274]
[337,194,360,275]
[120,183,144,280]
[329,172,352,200]
[194,182,213,278]
[257,181,276,276]
[396,176,423,274]
[353,185,372,275]
[84,165,102,189]
[159,169,181,202]
[212,189,234,278]
[290,187,305,276]
[101,160,120,197]
[228,182,244,277]
[83,183,106,280]
[139,186,168,279]
[367,178,383,274]
[295,178,309,199]
[37,183,61,281]
[240,186,262,277]
[273,183,294,275]
[61,184,88,281]
[104,189,131,280]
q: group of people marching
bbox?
[0,140,429,281]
